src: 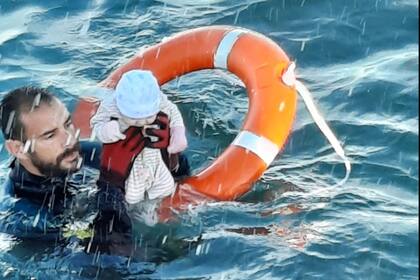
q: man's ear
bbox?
[5,139,30,160]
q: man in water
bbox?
[0,86,305,263]
[0,86,176,256]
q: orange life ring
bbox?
[72,26,297,212]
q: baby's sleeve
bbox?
[90,96,115,142]
[159,93,185,128]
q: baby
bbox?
[91,70,187,206]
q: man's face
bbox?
[20,99,81,177]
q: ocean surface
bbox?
[0,0,418,279]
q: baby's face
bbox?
[121,114,157,127]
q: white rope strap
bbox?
[282,63,351,186]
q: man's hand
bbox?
[98,126,147,190]
[144,111,170,149]
[89,127,147,256]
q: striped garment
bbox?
[124,147,175,204]
[90,92,184,204]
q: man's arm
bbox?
[0,180,62,241]
[87,127,148,256]
[87,184,133,256]
[88,118,173,256]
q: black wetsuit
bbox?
[0,142,101,240]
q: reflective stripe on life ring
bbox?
[232,130,279,166]
[214,29,247,69]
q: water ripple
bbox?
[0,0,418,279]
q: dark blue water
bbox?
[0,0,418,279]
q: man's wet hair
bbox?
[0,87,55,141]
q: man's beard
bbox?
[30,142,82,177]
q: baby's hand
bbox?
[168,126,187,154]
[99,120,126,143]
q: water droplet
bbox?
[300,41,306,52]
[361,20,366,35]
[23,140,31,153]
[204,242,211,254]
[30,139,36,153]
[65,134,72,146]
[234,10,240,24]
[76,157,83,169]
[195,244,202,255]
[123,0,131,14]
[90,148,96,161]
[155,47,161,60]
[5,111,16,136]
[31,93,41,111]
[75,128,80,140]
[79,19,90,36]
[33,211,40,227]
[278,101,285,112]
